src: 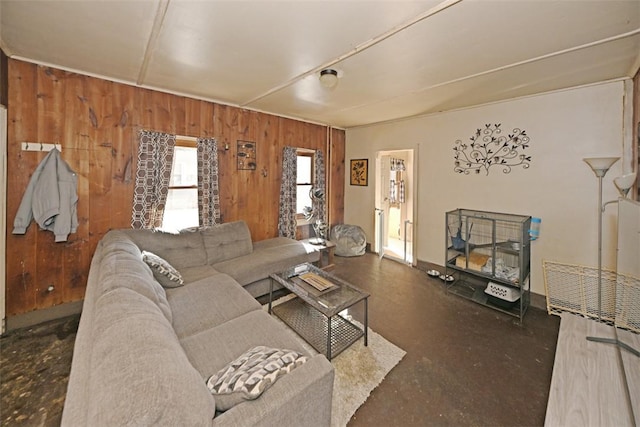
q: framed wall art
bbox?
[350,159,368,186]
[237,140,256,170]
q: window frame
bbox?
[168,137,198,191]
[162,136,199,231]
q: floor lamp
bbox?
[583,157,639,357]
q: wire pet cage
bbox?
[543,260,640,333]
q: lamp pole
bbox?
[583,157,639,358]
[583,157,619,321]
[596,172,603,320]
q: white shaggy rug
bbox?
[264,295,406,427]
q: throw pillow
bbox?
[141,250,184,288]
[206,345,307,411]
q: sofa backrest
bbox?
[200,220,253,265]
[63,229,216,426]
[122,228,207,269]
[87,287,215,425]
[97,231,173,323]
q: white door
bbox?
[1,106,7,334]
[375,149,416,264]
[374,154,388,259]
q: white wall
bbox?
[345,81,630,296]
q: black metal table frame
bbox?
[268,265,368,360]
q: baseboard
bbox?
[415,259,547,311]
[4,300,83,333]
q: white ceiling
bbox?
[1,0,639,128]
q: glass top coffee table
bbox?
[269,263,369,360]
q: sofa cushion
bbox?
[142,250,184,288]
[252,237,300,251]
[88,288,215,425]
[180,310,309,378]
[179,265,221,284]
[201,221,253,265]
[99,230,144,258]
[166,274,261,339]
[206,346,307,411]
[123,228,207,269]
[95,235,176,317]
[101,273,173,324]
[213,240,317,286]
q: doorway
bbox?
[1,106,6,334]
[374,149,415,264]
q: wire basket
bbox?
[543,260,640,333]
[616,273,640,333]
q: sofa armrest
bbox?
[211,355,334,427]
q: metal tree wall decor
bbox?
[454,124,531,175]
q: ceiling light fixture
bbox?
[319,69,338,89]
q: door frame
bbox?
[1,106,7,334]
[374,147,418,266]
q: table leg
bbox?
[327,316,332,360]
[268,278,274,314]
[364,297,368,346]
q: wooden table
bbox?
[301,239,336,270]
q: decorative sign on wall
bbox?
[454,124,531,175]
[237,140,256,170]
[350,159,368,186]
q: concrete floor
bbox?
[334,254,560,427]
[0,314,78,426]
[0,253,560,426]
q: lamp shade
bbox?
[614,172,637,197]
[583,157,619,177]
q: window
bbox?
[163,137,199,232]
[296,151,314,216]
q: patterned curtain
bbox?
[278,146,298,238]
[313,149,326,224]
[131,130,176,229]
[196,138,221,227]
[398,180,406,203]
[389,179,397,203]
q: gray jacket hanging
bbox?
[13,148,78,242]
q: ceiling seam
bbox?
[329,28,640,118]
[240,0,464,107]
[346,77,630,130]
[137,0,171,86]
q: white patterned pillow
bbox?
[141,250,184,288]
[206,345,307,411]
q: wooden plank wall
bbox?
[5,59,345,316]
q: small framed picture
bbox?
[350,159,368,186]
[237,140,256,170]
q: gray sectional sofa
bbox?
[62,221,334,426]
